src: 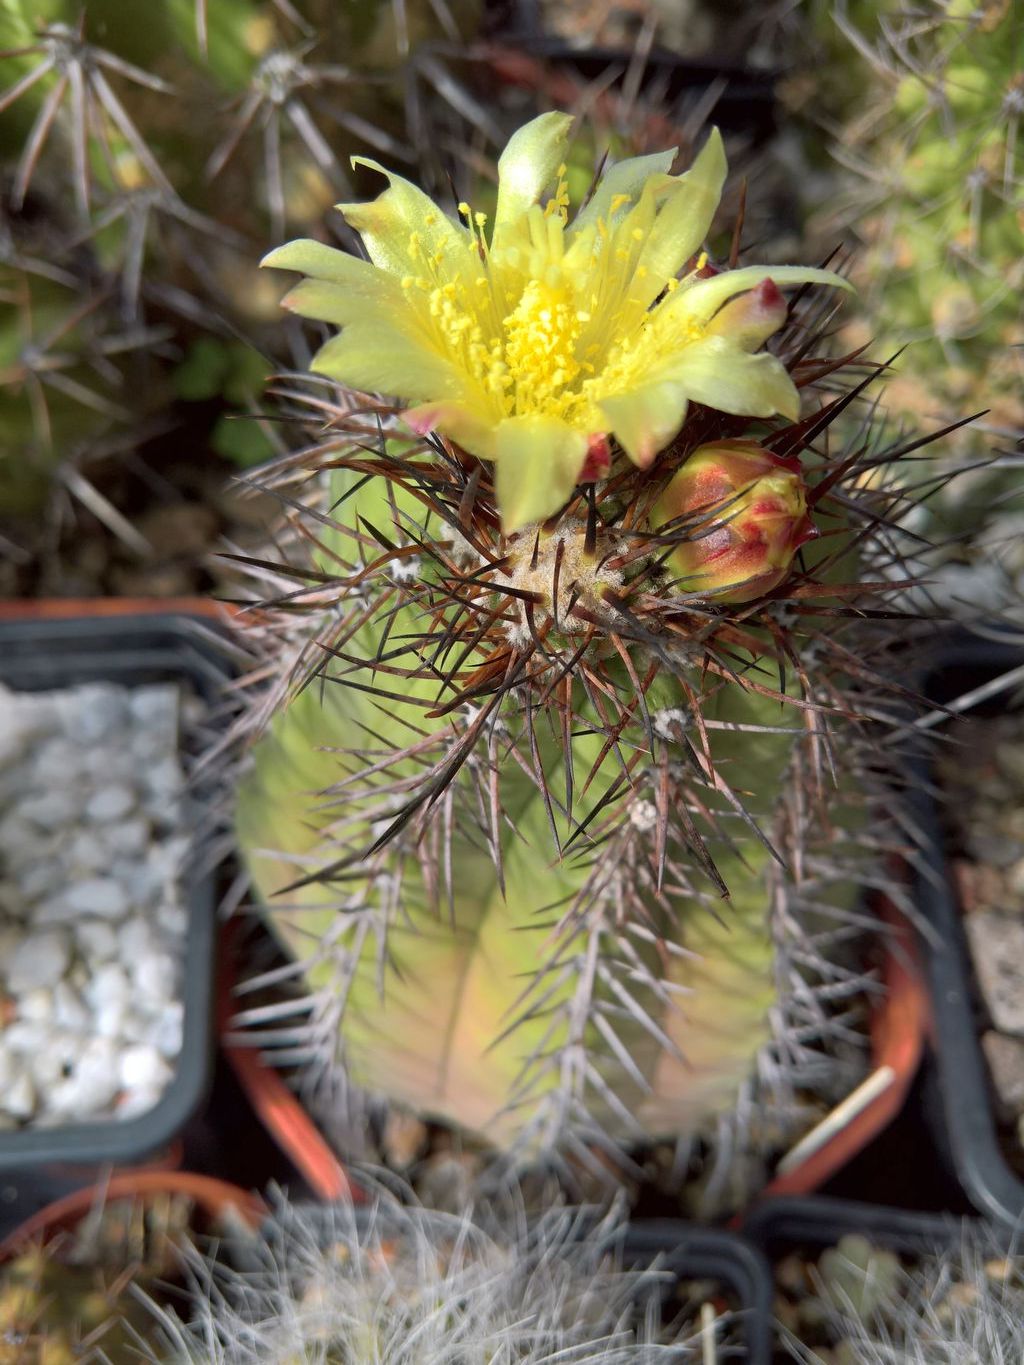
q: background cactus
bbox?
[0,0,486,592]
[782,1227,1024,1364]
[149,1184,733,1362]
[0,1192,195,1364]
[817,0,1023,451]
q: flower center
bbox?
[503,279,585,420]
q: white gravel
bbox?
[0,679,192,1128]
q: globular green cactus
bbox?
[150,1185,726,1362]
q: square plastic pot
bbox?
[0,606,233,1174]
[904,629,1024,1228]
[623,1221,773,1364]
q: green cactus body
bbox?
[237,463,791,1155]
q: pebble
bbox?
[65,878,130,919]
[85,784,136,823]
[106,817,149,857]
[133,950,178,1001]
[75,919,119,962]
[18,988,54,1023]
[149,1002,184,1058]
[17,859,65,902]
[5,1071,36,1121]
[19,790,81,830]
[52,982,90,1033]
[6,930,72,993]
[965,913,1024,1035]
[981,1031,1024,1114]
[119,1044,173,1091]
[0,680,192,1130]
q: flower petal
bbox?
[597,381,689,469]
[281,274,405,327]
[339,158,468,276]
[568,147,677,239]
[663,264,852,333]
[667,336,802,420]
[493,415,588,533]
[404,401,498,461]
[261,238,370,283]
[311,324,473,404]
[492,112,574,253]
[704,277,788,350]
[631,128,727,302]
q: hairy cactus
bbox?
[150,1185,728,1362]
[224,107,935,1209]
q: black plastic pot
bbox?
[904,631,1024,1229]
[0,608,232,1180]
[743,1194,975,1260]
[624,1222,773,1363]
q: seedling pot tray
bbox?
[0,606,232,1175]
[623,1221,773,1364]
[743,1194,979,1260]
[906,630,1024,1228]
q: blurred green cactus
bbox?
[825,0,1024,443]
[0,0,482,539]
[0,1193,193,1364]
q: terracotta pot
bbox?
[749,890,929,1206]
[0,1169,263,1258]
[218,922,358,1203]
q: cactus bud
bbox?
[655,439,816,603]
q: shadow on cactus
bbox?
[227,111,949,1193]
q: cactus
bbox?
[0,0,483,552]
[783,1227,1024,1364]
[223,109,932,1208]
[822,0,1024,449]
[0,1192,194,1363]
[150,1184,729,1362]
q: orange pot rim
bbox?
[0,596,230,621]
[0,1170,264,1259]
[748,888,929,1209]
[218,921,358,1204]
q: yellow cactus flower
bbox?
[263,113,850,533]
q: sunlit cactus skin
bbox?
[238,559,781,1152]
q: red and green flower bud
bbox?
[655,439,816,603]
